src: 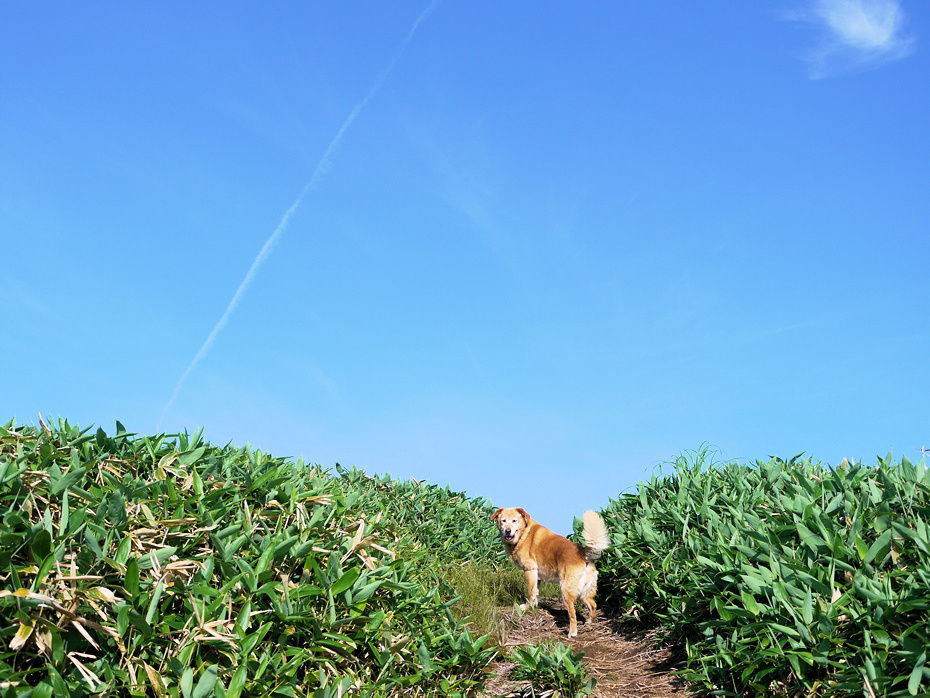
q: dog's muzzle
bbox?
[502,529,516,542]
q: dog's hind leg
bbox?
[562,584,579,637]
[581,586,597,624]
[580,567,598,625]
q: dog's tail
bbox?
[581,510,610,562]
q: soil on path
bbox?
[482,598,695,698]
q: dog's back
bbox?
[520,520,588,582]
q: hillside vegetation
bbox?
[596,448,930,697]
[3,421,930,697]
[0,419,500,697]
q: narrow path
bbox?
[482,598,694,698]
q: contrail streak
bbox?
[157,0,438,431]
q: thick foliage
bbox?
[510,641,596,696]
[598,448,930,697]
[334,465,502,575]
[0,420,496,697]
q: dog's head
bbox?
[491,507,531,545]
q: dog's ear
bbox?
[490,508,503,521]
[516,508,530,525]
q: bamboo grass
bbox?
[0,419,498,697]
[597,447,930,697]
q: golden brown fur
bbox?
[491,507,609,637]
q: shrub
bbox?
[0,419,496,697]
[598,447,930,696]
[510,641,596,696]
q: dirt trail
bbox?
[482,598,695,698]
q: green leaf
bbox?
[418,642,434,672]
[47,664,68,696]
[802,588,813,626]
[854,534,869,561]
[235,598,253,633]
[331,567,360,595]
[179,446,206,466]
[254,542,275,575]
[145,580,166,625]
[52,629,64,664]
[117,604,130,637]
[180,667,194,698]
[31,528,53,561]
[125,558,140,598]
[35,553,57,590]
[50,466,89,496]
[192,664,217,698]
[115,534,132,565]
[32,681,54,698]
[796,522,827,553]
[107,490,128,529]
[60,489,71,536]
[769,623,801,639]
[84,527,104,559]
[909,651,927,696]
[137,546,178,570]
[227,663,248,698]
[741,589,760,616]
[863,530,891,566]
[127,607,153,636]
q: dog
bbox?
[491,507,609,637]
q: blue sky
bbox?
[2,1,927,532]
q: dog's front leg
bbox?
[522,564,539,609]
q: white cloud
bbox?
[818,0,903,49]
[790,0,915,78]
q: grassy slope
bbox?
[596,448,930,697]
[5,421,930,697]
[0,420,502,697]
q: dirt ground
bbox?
[481,597,695,698]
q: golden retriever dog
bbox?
[491,508,609,637]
